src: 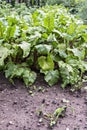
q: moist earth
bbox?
[0,72,87,130]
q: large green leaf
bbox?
[59,61,81,88]
[23,70,37,86]
[5,62,36,86]
[38,55,54,71]
[35,44,52,55]
[45,70,59,86]
[5,25,20,39]
[0,46,12,66]
[67,48,85,59]
[18,41,31,58]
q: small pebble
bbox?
[37,123,41,127]
[79,119,82,122]
[66,128,69,130]
[6,121,14,127]
[30,113,33,116]
[46,102,50,106]
[25,111,28,114]
[42,99,45,104]
[52,100,57,104]
[39,118,43,123]
[13,101,17,105]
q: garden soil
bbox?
[0,72,87,130]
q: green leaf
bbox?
[45,70,59,86]
[0,46,12,66]
[58,44,67,58]
[54,106,66,117]
[44,13,54,32]
[5,25,20,39]
[23,70,37,86]
[67,48,85,59]
[53,29,64,37]
[35,44,52,55]
[18,41,31,58]
[67,23,76,35]
[5,62,36,86]
[82,61,87,70]
[82,33,87,42]
[5,62,24,79]
[59,61,81,88]
[38,55,54,71]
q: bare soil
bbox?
[0,72,87,130]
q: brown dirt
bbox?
[0,72,87,130]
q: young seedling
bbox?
[49,106,67,128]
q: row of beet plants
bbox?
[0,2,87,89]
